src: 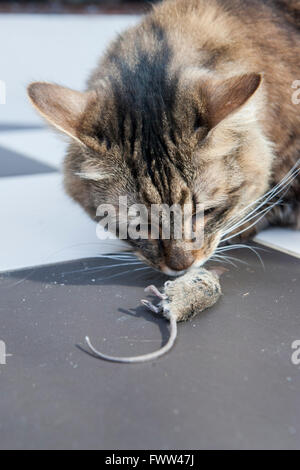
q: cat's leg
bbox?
[268,201,300,229]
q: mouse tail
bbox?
[84,313,178,364]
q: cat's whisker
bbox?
[222,170,297,236]
[221,176,295,240]
[94,253,137,262]
[209,257,223,264]
[218,242,265,269]
[221,162,300,233]
[246,160,299,210]
[210,253,238,267]
[57,261,144,277]
[245,245,265,270]
[222,199,280,240]
[222,255,249,266]
[95,266,153,283]
[221,166,300,238]
[216,243,265,268]
[210,257,224,264]
[216,243,267,253]
[221,201,277,245]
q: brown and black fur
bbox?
[28,0,300,274]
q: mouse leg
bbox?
[144,285,168,300]
[141,299,162,314]
[141,285,167,316]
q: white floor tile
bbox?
[0,14,139,126]
[0,173,127,272]
[255,228,300,259]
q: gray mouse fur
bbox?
[143,267,223,322]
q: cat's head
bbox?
[27,71,273,275]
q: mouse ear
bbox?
[27,82,97,146]
[205,73,262,128]
[208,266,228,279]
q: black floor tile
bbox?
[0,144,57,177]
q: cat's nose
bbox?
[162,245,195,275]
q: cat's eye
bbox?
[194,115,203,132]
[192,207,215,225]
[96,133,111,150]
[204,207,216,217]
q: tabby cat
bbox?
[28,0,300,275]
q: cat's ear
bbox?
[206,73,262,128]
[27,82,97,145]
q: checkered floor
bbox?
[0,127,129,272]
[0,14,138,272]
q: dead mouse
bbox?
[142,267,224,322]
[84,267,224,363]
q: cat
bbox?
[28,0,300,275]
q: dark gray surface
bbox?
[0,144,56,177]
[0,246,299,450]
